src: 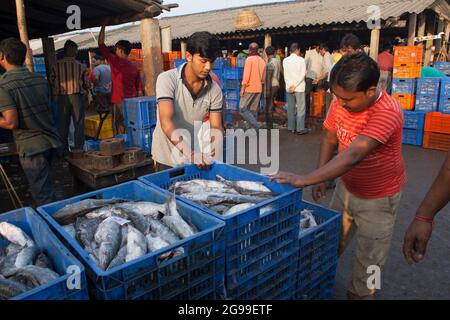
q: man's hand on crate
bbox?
[269,171,307,188]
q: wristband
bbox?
[414,215,434,225]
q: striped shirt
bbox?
[324,91,406,198]
[51,57,89,95]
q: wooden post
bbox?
[161,26,172,53]
[435,17,445,54]
[15,0,33,71]
[369,28,380,61]
[88,51,95,69]
[41,37,57,96]
[424,14,436,66]
[140,18,163,97]
[445,21,450,53]
[408,13,417,46]
[264,33,272,49]
[181,41,187,59]
[417,12,426,37]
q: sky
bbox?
[161,0,292,17]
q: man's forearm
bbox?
[161,122,192,158]
[318,133,337,168]
[416,152,450,219]
[98,25,106,45]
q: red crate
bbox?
[423,132,450,151]
[424,112,450,135]
[392,94,415,110]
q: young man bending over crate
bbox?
[271,52,406,300]
[152,32,224,172]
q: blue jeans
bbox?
[286,91,306,131]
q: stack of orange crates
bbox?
[310,90,325,118]
[392,46,423,110]
[161,51,182,71]
[423,112,450,151]
[129,49,143,72]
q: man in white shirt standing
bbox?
[283,43,309,135]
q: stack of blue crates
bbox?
[439,77,450,114]
[392,78,416,95]
[173,59,187,69]
[434,61,450,76]
[212,58,231,84]
[122,97,157,154]
[223,67,244,111]
[402,110,426,146]
[33,56,47,78]
[415,78,440,112]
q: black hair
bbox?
[186,32,220,61]
[265,46,275,56]
[330,52,380,92]
[115,40,132,55]
[0,38,27,66]
[382,43,393,52]
[319,43,329,51]
[340,33,361,51]
[64,40,78,55]
[290,42,299,53]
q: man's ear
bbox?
[366,86,378,98]
[186,52,193,62]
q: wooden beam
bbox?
[436,17,445,53]
[408,13,417,46]
[15,0,33,72]
[140,18,163,97]
[181,41,187,59]
[264,33,272,49]
[369,28,380,61]
[161,26,172,53]
[424,13,436,66]
[417,12,426,37]
[41,37,57,97]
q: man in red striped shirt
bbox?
[271,52,406,300]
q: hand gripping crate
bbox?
[138,163,302,300]
[37,181,226,300]
[122,97,157,129]
[295,201,341,300]
[1,208,88,300]
[392,78,416,95]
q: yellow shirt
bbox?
[332,52,343,63]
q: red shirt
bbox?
[378,51,394,72]
[99,44,142,103]
[324,92,406,199]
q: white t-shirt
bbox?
[305,49,324,80]
[282,54,306,93]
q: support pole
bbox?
[408,13,417,46]
[161,26,172,53]
[140,18,163,96]
[369,28,380,61]
[264,33,272,49]
[424,13,436,66]
[15,0,33,71]
[181,40,187,59]
[41,37,57,96]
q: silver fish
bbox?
[216,175,275,197]
[0,222,34,247]
[146,235,172,259]
[165,194,181,217]
[106,246,127,271]
[6,265,59,287]
[119,208,149,235]
[117,202,166,217]
[85,205,128,220]
[75,217,102,249]
[125,226,147,263]
[15,246,39,268]
[94,218,122,271]
[162,216,196,239]
[146,217,180,244]
[170,179,238,195]
[5,243,22,256]
[0,252,19,276]
[224,203,255,216]
[53,198,128,225]
[34,253,53,270]
[0,274,29,300]
[62,224,76,239]
[181,192,268,206]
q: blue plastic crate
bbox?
[416,78,441,96]
[298,268,336,300]
[434,61,450,76]
[415,94,439,112]
[403,110,426,130]
[225,89,240,101]
[225,99,240,111]
[224,68,244,80]
[213,58,231,69]
[440,77,450,97]
[173,59,187,69]
[224,109,233,125]
[402,128,423,146]
[84,139,100,151]
[0,208,88,300]
[439,96,450,114]
[37,181,226,300]
[127,126,154,154]
[122,97,157,129]
[138,163,302,299]
[236,57,246,68]
[295,201,341,300]
[224,79,240,90]
[392,78,416,95]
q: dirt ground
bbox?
[1,127,449,299]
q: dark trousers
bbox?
[265,86,279,129]
[19,149,56,206]
[58,94,86,152]
[113,102,126,135]
[154,162,173,172]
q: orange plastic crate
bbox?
[230,57,236,68]
[162,53,170,62]
[392,94,415,110]
[423,131,450,151]
[393,63,422,79]
[310,90,325,117]
[129,49,142,59]
[424,112,450,135]
[393,46,423,66]
[169,51,182,60]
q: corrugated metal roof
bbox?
[32,0,449,53]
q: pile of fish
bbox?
[299,209,318,234]
[53,196,198,272]
[169,175,277,216]
[0,222,60,300]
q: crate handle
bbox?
[169,168,185,179]
[314,229,326,239]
